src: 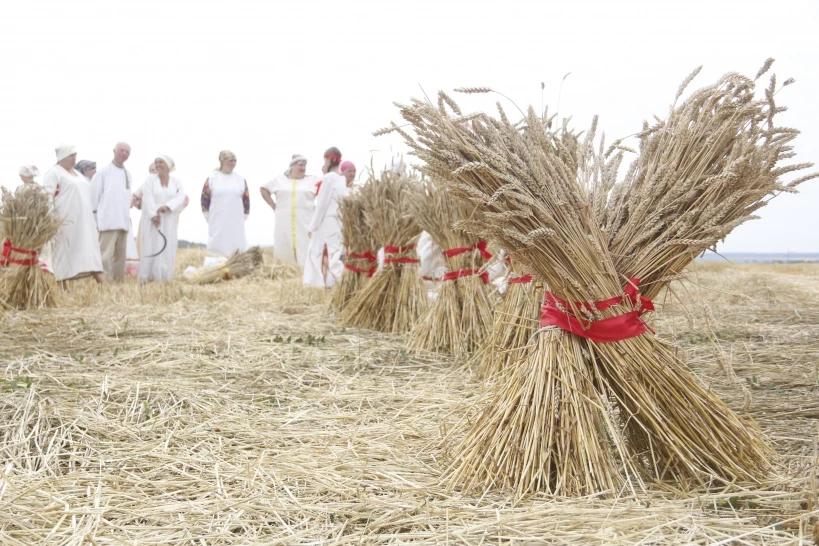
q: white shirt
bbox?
[90,161,133,231]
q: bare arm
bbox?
[260,187,276,210]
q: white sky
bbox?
[2,0,817,252]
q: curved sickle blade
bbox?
[145,229,167,258]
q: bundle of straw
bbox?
[470,115,581,377]
[381,65,815,497]
[0,186,61,309]
[472,267,543,378]
[340,165,428,333]
[329,184,378,312]
[406,179,494,354]
[184,246,264,284]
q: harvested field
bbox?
[1,251,817,544]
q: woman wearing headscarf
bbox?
[133,162,189,259]
[75,160,97,180]
[303,148,350,288]
[18,164,55,274]
[41,144,104,285]
[201,150,249,256]
[260,154,318,267]
[138,155,186,283]
[18,165,40,185]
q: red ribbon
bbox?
[324,153,342,162]
[383,243,419,265]
[540,278,655,343]
[384,244,415,254]
[344,251,377,276]
[508,274,533,284]
[384,257,420,264]
[443,240,492,260]
[344,263,376,277]
[1,239,39,267]
[442,268,488,283]
[348,251,377,262]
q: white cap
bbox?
[55,144,77,162]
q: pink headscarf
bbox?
[340,161,356,173]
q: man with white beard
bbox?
[90,142,133,281]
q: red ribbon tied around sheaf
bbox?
[540,277,655,343]
[1,239,39,267]
[348,251,377,262]
[344,263,376,277]
[443,240,492,260]
[508,274,533,284]
[383,244,419,265]
[344,251,377,277]
[441,241,492,283]
[442,269,489,283]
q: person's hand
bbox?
[158,206,170,214]
[152,215,160,228]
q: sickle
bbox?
[145,227,167,258]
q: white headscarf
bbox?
[55,144,77,162]
[289,154,308,167]
[19,165,40,178]
[155,154,175,172]
[285,154,308,177]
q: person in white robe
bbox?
[90,142,133,281]
[304,149,350,288]
[18,164,54,273]
[78,159,138,276]
[417,231,447,280]
[201,150,249,257]
[18,165,40,186]
[75,160,97,180]
[133,161,188,260]
[138,155,186,283]
[260,154,318,267]
[41,144,104,285]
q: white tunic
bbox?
[42,165,103,281]
[262,174,317,267]
[90,162,133,231]
[417,231,447,280]
[303,172,347,288]
[203,171,248,257]
[138,175,186,283]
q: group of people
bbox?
[17,143,356,288]
[260,148,357,288]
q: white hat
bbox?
[55,144,77,162]
[19,165,40,178]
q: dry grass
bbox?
[473,273,543,378]
[0,252,817,544]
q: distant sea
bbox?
[696,252,819,264]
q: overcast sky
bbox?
[2,0,817,253]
